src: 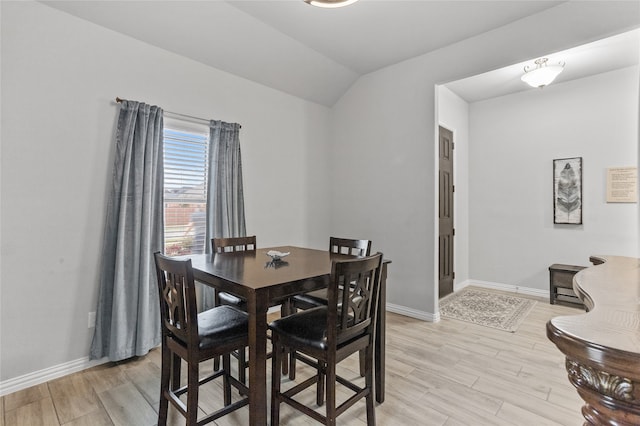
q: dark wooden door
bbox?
[438,126,454,298]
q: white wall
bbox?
[331,2,639,318]
[437,86,470,287]
[2,0,639,388]
[0,1,331,382]
[468,67,639,290]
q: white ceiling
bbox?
[446,28,640,103]
[43,0,640,106]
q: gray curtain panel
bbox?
[90,100,164,361]
[201,120,246,309]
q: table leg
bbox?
[247,292,269,426]
[375,262,388,403]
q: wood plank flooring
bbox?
[0,294,585,425]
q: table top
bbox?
[547,255,640,372]
[187,245,352,290]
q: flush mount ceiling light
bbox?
[304,0,360,8]
[521,58,565,88]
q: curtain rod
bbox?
[115,97,240,128]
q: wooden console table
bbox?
[547,256,640,425]
[549,263,586,306]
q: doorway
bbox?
[438,126,454,298]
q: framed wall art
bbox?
[553,157,582,224]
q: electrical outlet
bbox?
[88,311,96,328]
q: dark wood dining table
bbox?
[187,245,390,426]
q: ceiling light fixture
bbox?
[521,58,565,88]
[304,0,360,8]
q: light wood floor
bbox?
[0,293,585,425]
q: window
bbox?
[163,120,209,255]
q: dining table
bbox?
[187,245,390,426]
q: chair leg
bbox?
[280,301,290,377]
[270,337,282,426]
[288,349,297,380]
[238,348,246,386]
[325,359,336,426]
[317,361,325,406]
[171,353,181,391]
[186,359,199,425]
[213,289,222,372]
[223,353,232,406]
[359,349,366,377]
[283,301,301,380]
[158,344,171,426]
[281,347,289,377]
[365,345,375,426]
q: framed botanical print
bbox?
[553,157,582,224]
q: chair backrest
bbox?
[211,236,257,253]
[329,237,371,257]
[327,253,383,346]
[154,252,199,346]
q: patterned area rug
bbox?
[439,287,537,332]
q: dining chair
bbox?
[286,237,372,380]
[289,237,371,311]
[269,253,383,426]
[153,252,249,426]
[210,236,256,380]
[211,235,257,310]
[211,235,257,253]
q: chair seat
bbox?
[270,307,329,351]
[198,305,248,349]
[270,306,358,352]
[291,289,328,309]
[219,291,287,309]
[292,289,352,311]
[218,291,248,310]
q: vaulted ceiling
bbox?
[44,1,639,106]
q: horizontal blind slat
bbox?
[163,127,209,256]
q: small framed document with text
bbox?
[606,167,637,203]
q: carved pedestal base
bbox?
[547,257,640,426]
[581,402,640,426]
[566,358,640,426]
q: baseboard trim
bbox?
[1,284,545,397]
[454,279,472,292]
[464,279,549,300]
[386,303,439,322]
[386,280,547,325]
[0,356,109,397]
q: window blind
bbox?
[163,127,209,255]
